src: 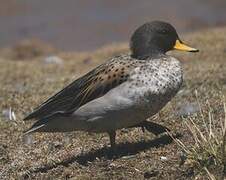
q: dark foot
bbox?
[108,131,116,148]
[130,121,170,136]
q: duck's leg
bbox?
[108,131,116,148]
[130,121,170,135]
[143,121,170,135]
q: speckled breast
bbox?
[127,56,183,117]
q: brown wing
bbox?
[24,57,135,120]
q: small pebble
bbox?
[23,135,33,145]
[160,156,168,161]
[2,108,16,121]
[121,155,136,159]
[43,55,64,65]
[176,102,200,117]
[109,162,116,167]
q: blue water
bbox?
[0,0,226,51]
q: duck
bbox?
[24,21,198,148]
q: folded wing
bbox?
[24,58,134,120]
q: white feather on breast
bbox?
[119,56,183,111]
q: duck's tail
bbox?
[23,111,78,135]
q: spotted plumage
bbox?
[24,55,142,120]
[24,21,198,148]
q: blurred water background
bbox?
[0,0,226,51]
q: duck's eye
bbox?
[159,29,168,34]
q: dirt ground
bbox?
[0,27,226,179]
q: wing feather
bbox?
[24,57,135,120]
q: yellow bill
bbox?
[174,40,199,52]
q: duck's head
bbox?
[130,21,199,59]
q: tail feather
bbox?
[24,124,46,135]
[23,111,72,134]
[23,113,56,135]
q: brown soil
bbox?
[0,27,226,179]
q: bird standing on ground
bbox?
[24,21,198,148]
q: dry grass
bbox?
[169,91,226,179]
[1,26,226,179]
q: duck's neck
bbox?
[131,49,165,60]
